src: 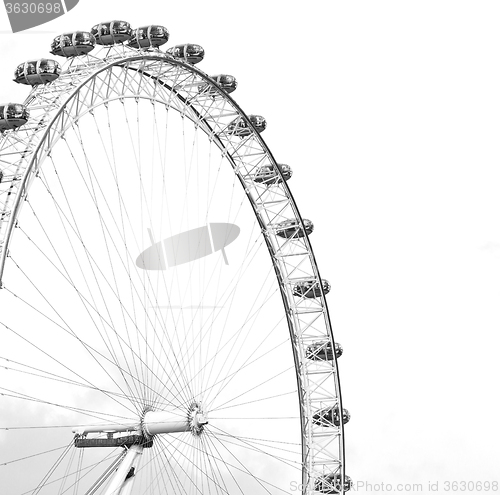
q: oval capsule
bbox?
[312,406,351,427]
[51,32,96,57]
[129,25,169,49]
[0,103,29,132]
[293,279,330,298]
[91,21,133,45]
[14,59,61,85]
[253,163,292,184]
[228,115,266,137]
[315,474,352,494]
[166,44,205,64]
[199,74,237,95]
[275,218,313,238]
[305,341,342,361]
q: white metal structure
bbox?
[0,22,348,495]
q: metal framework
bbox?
[0,41,346,494]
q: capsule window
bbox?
[74,32,85,42]
[6,105,23,118]
[43,60,55,72]
[25,62,36,75]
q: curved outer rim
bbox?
[0,49,346,494]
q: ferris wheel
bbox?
[0,20,351,495]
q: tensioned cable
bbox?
[0,355,140,403]
[16,172,196,410]
[0,294,180,414]
[199,434,234,495]
[56,118,193,406]
[0,387,136,423]
[0,312,140,418]
[95,106,148,407]
[20,448,124,495]
[30,439,74,495]
[89,101,195,407]
[117,96,197,403]
[36,157,141,407]
[14,191,146,413]
[33,117,193,410]
[206,425,302,469]
[0,444,69,467]
[201,430,278,495]
[210,365,295,411]
[211,389,297,413]
[58,127,146,408]
[155,435,226,495]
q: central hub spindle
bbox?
[142,402,207,438]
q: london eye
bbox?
[0,20,350,495]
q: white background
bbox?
[0,1,499,493]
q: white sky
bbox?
[0,1,499,493]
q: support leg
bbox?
[103,444,143,495]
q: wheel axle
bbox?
[73,402,208,448]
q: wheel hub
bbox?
[187,401,208,436]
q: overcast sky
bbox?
[0,1,499,494]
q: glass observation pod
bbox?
[228,114,267,137]
[128,25,169,49]
[306,341,343,361]
[293,278,331,298]
[165,44,205,64]
[198,74,238,95]
[312,405,351,427]
[275,218,314,239]
[253,163,292,183]
[91,21,133,45]
[50,32,96,57]
[315,474,353,494]
[14,59,61,85]
[0,103,29,132]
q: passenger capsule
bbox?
[198,74,238,95]
[91,21,132,45]
[166,44,205,64]
[14,59,61,85]
[51,32,96,57]
[315,474,352,494]
[275,218,314,239]
[305,341,342,361]
[293,279,330,298]
[313,406,350,427]
[253,163,292,184]
[0,104,29,132]
[228,115,266,137]
[128,25,169,48]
